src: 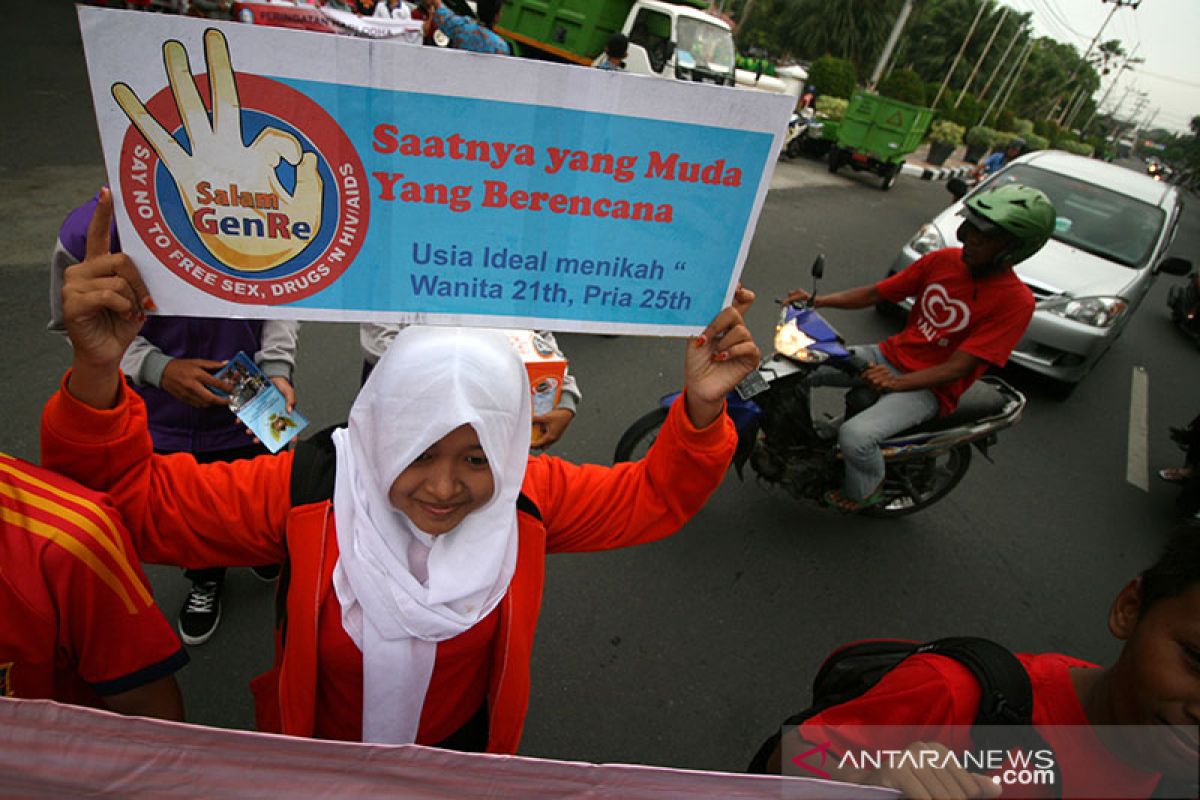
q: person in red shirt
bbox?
[41,190,758,751]
[784,183,1054,511]
[779,533,1200,798]
[0,453,187,720]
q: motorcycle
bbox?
[614,257,1027,517]
[780,108,822,160]
[1167,270,1200,348]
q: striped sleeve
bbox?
[0,455,186,692]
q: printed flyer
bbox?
[79,7,793,335]
[212,352,308,453]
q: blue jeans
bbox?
[808,345,940,501]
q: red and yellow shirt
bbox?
[0,454,186,705]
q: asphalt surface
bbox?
[3,0,1198,774]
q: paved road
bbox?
[3,0,1198,773]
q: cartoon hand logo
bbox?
[112,29,323,273]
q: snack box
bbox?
[502,330,568,446]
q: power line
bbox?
[1037,0,1091,41]
[1137,69,1200,90]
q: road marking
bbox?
[1126,366,1149,492]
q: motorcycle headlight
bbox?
[908,224,944,256]
[1043,296,1128,328]
[774,323,828,362]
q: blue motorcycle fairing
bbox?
[657,391,762,434]
[782,306,852,359]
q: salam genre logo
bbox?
[114,28,368,304]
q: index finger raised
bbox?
[85,187,115,260]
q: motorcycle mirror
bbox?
[811,254,825,279]
[947,177,969,200]
[1156,255,1192,276]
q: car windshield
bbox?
[985,164,1164,268]
[676,18,735,73]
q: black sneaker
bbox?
[252,564,281,582]
[178,580,222,646]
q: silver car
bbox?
[887,151,1192,390]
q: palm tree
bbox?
[782,0,902,76]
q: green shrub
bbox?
[1025,133,1049,151]
[1013,118,1035,137]
[808,56,857,100]
[929,120,965,146]
[876,69,926,106]
[814,95,848,121]
[965,126,998,149]
[1055,139,1094,157]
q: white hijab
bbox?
[330,326,530,744]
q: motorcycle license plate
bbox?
[736,370,770,400]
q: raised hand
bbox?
[62,189,154,409]
[112,29,322,272]
[683,300,760,429]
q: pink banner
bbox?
[0,697,892,798]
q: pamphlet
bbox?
[212,352,308,453]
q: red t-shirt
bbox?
[876,248,1034,414]
[800,652,1161,799]
[313,581,498,743]
[0,454,186,705]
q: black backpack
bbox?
[747,636,1059,791]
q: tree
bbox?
[877,68,926,106]
[893,0,1033,98]
[781,0,901,76]
[807,55,858,99]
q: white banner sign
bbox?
[79,7,792,335]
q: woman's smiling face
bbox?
[388,424,495,535]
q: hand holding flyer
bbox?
[212,353,308,452]
[111,29,323,273]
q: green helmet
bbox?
[964,183,1056,265]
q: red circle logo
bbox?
[118,67,368,305]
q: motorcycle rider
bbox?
[784,183,1055,512]
[974,136,1025,180]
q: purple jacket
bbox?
[54,197,286,453]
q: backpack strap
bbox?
[919,637,1033,726]
[922,637,1061,798]
[290,424,340,507]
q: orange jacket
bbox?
[41,376,736,752]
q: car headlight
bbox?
[908,224,944,256]
[1043,296,1128,328]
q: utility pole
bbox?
[1051,0,1140,124]
[956,6,1008,106]
[932,1,987,109]
[976,27,1021,103]
[868,0,916,90]
[1083,43,1139,129]
[981,38,1034,126]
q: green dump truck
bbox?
[827,91,933,191]
[496,0,737,86]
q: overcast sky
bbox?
[1002,0,1199,134]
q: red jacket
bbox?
[41,376,735,752]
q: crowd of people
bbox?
[4,175,1194,796]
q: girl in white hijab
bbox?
[331,326,528,743]
[49,197,761,750]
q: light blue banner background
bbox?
[276,78,773,328]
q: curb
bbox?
[901,163,974,182]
